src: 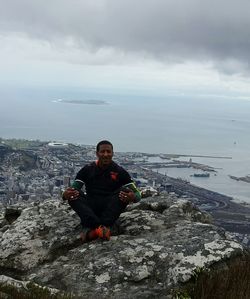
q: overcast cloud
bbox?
[1,0,250,93]
[1,1,250,66]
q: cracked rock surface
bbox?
[0,195,244,298]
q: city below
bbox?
[0,138,249,247]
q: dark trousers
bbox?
[69,193,127,229]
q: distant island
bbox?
[53,99,108,105]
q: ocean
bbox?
[1,87,250,202]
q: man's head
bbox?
[96,140,113,167]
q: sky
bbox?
[1,0,250,98]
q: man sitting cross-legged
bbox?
[62,140,141,242]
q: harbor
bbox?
[141,154,250,204]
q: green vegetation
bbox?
[174,290,191,299]
[0,138,47,150]
[174,253,250,299]
[0,282,74,299]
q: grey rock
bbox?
[0,200,80,271]
[0,196,245,298]
[0,275,59,295]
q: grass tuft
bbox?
[176,252,250,299]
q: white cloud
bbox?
[1,0,250,97]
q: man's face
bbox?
[96,144,113,166]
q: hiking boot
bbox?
[80,226,111,242]
[95,225,111,241]
[80,228,98,243]
[87,228,99,241]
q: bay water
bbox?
[1,87,250,202]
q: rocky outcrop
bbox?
[0,195,247,298]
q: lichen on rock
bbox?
[0,195,247,298]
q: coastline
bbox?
[148,155,250,204]
[1,136,250,203]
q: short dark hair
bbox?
[96,140,113,152]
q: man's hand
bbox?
[119,190,135,204]
[63,188,80,201]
